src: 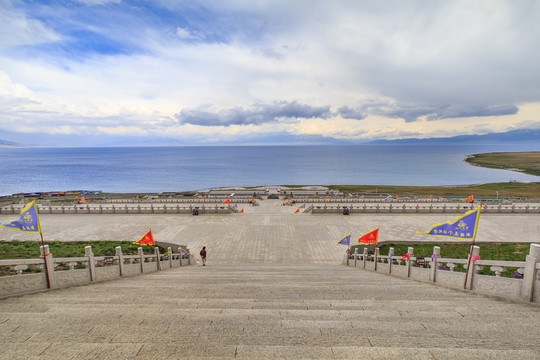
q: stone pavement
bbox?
[1,264,539,359]
[1,199,540,359]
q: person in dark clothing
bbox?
[200,246,207,266]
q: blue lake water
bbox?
[0,144,539,195]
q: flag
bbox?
[80,197,86,203]
[134,230,155,245]
[75,196,78,200]
[417,206,480,240]
[383,196,391,202]
[336,234,351,246]
[221,199,230,205]
[358,228,379,244]
[19,199,25,205]
[240,209,244,213]
[178,245,188,254]
[428,195,433,199]
[0,200,42,233]
[232,203,237,208]
[463,195,473,202]
[299,204,306,209]
[147,197,151,202]
[294,208,300,213]
[395,195,399,199]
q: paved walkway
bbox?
[1,199,540,359]
[1,264,539,359]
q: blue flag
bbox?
[336,234,351,246]
[383,196,391,202]
[299,204,306,208]
[418,207,480,240]
[0,200,41,233]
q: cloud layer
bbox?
[0,0,539,145]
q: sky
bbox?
[1,0,539,146]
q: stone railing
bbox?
[313,203,540,214]
[345,243,540,303]
[0,204,232,215]
[0,245,193,298]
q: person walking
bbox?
[200,246,207,266]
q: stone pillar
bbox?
[138,247,144,273]
[406,247,414,278]
[187,249,191,265]
[112,204,115,214]
[178,247,183,267]
[115,246,125,276]
[388,247,394,274]
[40,245,55,288]
[431,246,441,283]
[85,246,96,282]
[374,247,379,271]
[363,247,368,269]
[167,247,173,268]
[155,247,161,271]
[354,248,358,267]
[465,246,480,290]
[520,243,540,302]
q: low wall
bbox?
[346,244,540,304]
[0,245,193,298]
[313,203,540,214]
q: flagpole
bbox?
[40,231,51,289]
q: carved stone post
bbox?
[374,247,379,271]
[178,247,183,267]
[406,247,414,278]
[155,247,161,271]
[40,244,55,288]
[465,246,480,290]
[115,246,125,276]
[431,246,441,282]
[85,245,95,282]
[521,243,540,302]
[167,247,173,268]
[363,247,368,269]
[354,248,358,267]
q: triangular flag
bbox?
[294,208,300,213]
[358,228,379,244]
[395,195,399,199]
[463,195,474,202]
[75,196,78,200]
[428,195,433,199]
[136,196,139,199]
[134,230,155,245]
[80,197,86,203]
[336,234,351,246]
[240,209,244,213]
[222,199,230,205]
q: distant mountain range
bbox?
[368,129,540,145]
[1,128,539,147]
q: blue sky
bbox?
[1,0,539,146]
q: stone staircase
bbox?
[2,263,538,359]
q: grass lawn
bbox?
[465,151,540,176]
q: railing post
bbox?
[431,246,441,282]
[85,246,95,282]
[374,247,379,271]
[178,247,183,266]
[40,244,55,288]
[363,248,368,269]
[115,246,125,276]
[167,247,173,268]
[138,247,144,273]
[407,247,414,278]
[155,247,161,271]
[520,243,540,302]
[465,246,480,290]
[388,247,394,274]
[354,248,358,267]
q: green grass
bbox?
[0,240,165,259]
[328,182,540,198]
[465,151,540,176]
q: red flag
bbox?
[80,197,86,203]
[221,199,230,205]
[395,195,399,199]
[75,196,78,200]
[294,208,300,213]
[464,195,473,202]
[428,195,432,198]
[240,209,244,213]
[134,230,155,245]
[136,196,139,199]
[357,228,379,244]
